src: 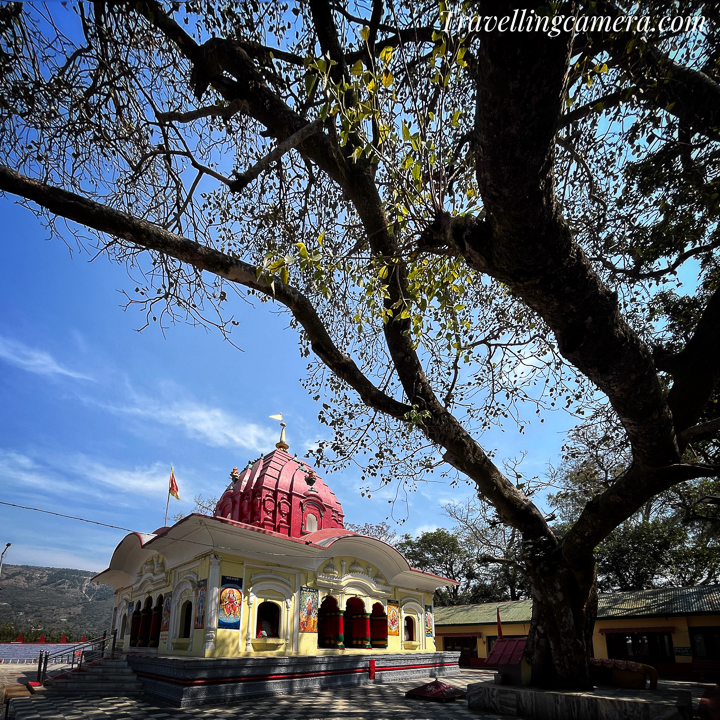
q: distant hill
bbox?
[0,564,114,640]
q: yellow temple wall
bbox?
[113,549,439,659]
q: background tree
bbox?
[1,1,720,687]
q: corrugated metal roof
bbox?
[434,585,720,628]
[597,585,720,618]
[435,600,532,626]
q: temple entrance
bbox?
[318,595,344,648]
[180,599,193,638]
[345,597,371,649]
[129,601,141,647]
[148,594,163,647]
[137,596,153,647]
[370,602,388,648]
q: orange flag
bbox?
[169,467,180,501]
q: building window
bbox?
[180,600,193,638]
[306,513,318,532]
[256,601,280,638]
[691,628,720,660]
[443,636,478,655]
[404,616,415,642]
[606,631,674,664]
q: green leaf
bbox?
[401,121,411,141]
[350,59,364,76]
[360,26,370,42]
[304,74,317,96]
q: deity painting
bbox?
[194,580,207,630]
[160,593,172,632]
[387,602,399,636]
[218,576,243,629]
[299,587,318,633]
[425,605,434,637]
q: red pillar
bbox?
[337,611,345,648]
[137,606,151,647]
[148,604,162,648]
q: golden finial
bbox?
[270,413,289,450]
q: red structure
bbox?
[214,447,345,537]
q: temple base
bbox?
[126,651,460,707]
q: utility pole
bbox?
[0,542,11,582]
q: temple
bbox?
[93,429,455,662]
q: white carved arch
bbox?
[247,579,293,650]
[170,574,198,649]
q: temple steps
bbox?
[44,658,143,697]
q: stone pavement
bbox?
[3,668,712,720]
[6,671,522,720]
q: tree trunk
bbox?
[524,551,598,689]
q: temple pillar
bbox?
[337,610,345,649]
[203,554,222,654]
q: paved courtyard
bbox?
[3,667,711,720]
[3,670,521,720]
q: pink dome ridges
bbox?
[213,449,344,538]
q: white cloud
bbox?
[107,395,276,454]
[0,449,174,503]
[0,334,92,380]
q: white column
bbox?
[245,593,256,651]
[284,598,292,649]
[203,554,222,653]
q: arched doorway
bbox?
[129,601,141,647]
[318,595,344,648]
[370,602,388,648]
[345,597,371,649]
[179,599,193,638]
[137,596,153,647]
[404,615,415,642]
[255,601,280,638]
[148,594,163,648]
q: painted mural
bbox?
[387,601,399,636]
[161,592,172,632]
[299,587,318,633]
[218,576,243,630]
[425,605,434,636]
[194,579,207,630]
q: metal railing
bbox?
[36,630,117,685]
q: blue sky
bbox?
[0,194,580,572]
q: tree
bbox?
[396,528,478,605]
[344,521,398,544]
[1,1,720,688]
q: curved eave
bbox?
[311,533,459,592]
[93,515,458,594]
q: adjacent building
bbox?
[435,585,720,678]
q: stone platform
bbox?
[126,651,460,707]
[468,679,693,720]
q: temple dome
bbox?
[214,448,344,538]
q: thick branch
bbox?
[668,287,720,440]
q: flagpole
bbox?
[164,464,173,527]
[164,489,171,527]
